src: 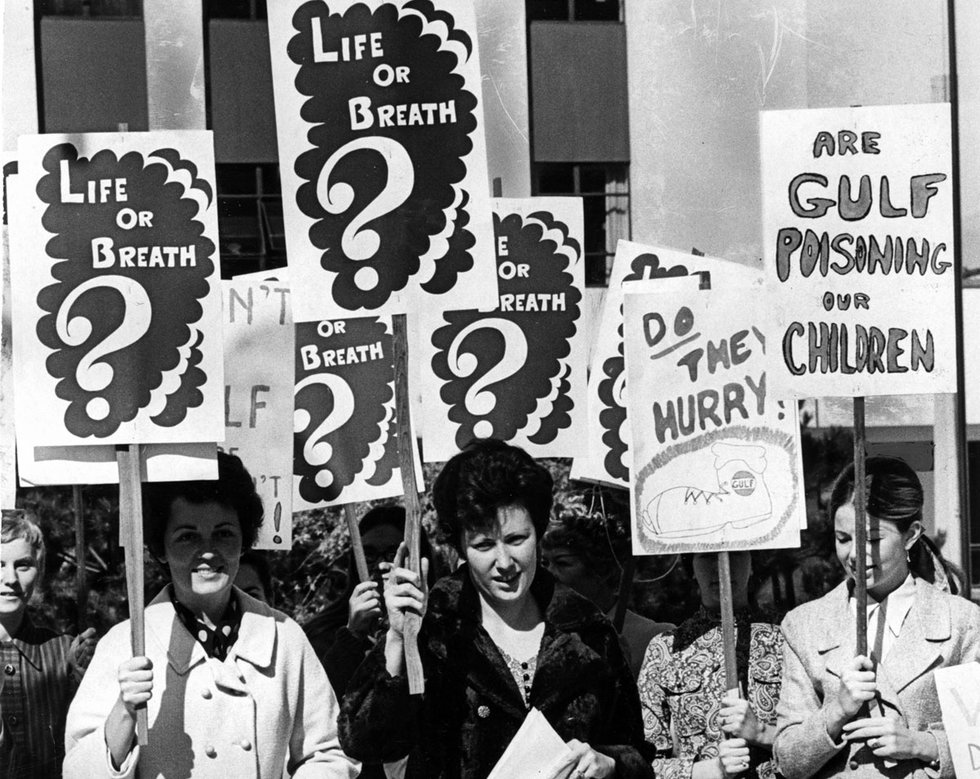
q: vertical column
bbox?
[2,0,38,146]
[475,0,531,198]
[143,0,206,131]
[946,0,978,586]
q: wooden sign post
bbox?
[392,313,425,694]
[343,504,370,584]
[116,445,149,746]
[852,398,868,657]
[717,551,739,692]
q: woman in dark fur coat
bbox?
[339,439,654,779]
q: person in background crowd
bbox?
[542,508,673,678]
[234,550,274,605]
[340,438,654,779]
[63,452,358,778]
[305,505,435,779]
[773,456,980,779]
[0,511,95,779]
[637,551,783,779]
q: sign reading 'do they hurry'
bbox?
[10,132,224,446]
[624,277,803,556]
[570,241,753,490]
[421,198,586,461]
[761,103,955,398]
[268,0,496,321]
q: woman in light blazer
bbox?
[773,456,980,779]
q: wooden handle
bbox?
[718,551,738,693]
[853,397,868,657]
[344,504,370,583]
[391,313,425,694]
[116,445,149,746]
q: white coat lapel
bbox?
[878,582,949,696]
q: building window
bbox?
[37,0,142,15]
[527,0,621,22]
[216,163,286,277]
[203,0,266,20]
[533,162,629,286]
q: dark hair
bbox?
[541,509,625,588]
[828,455,964,595]
[142,451,263,557]
[237,550,274,602]
[432,438,553,552]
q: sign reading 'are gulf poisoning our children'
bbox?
[623,276,804,555]
[421,198,587,462]
[761,103,956,398]
[10,132,224,446]
[267,0,496,321]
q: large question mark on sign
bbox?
[294,373,357,489]
[317,136,415,293]
[55,275,153,422]
[447,318,528,439]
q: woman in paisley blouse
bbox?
[637,551,783,779]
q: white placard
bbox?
[571,240,759,488]
[624,277,802,555]
[222,277,294,549]
[761,103,956,398]
[421,197,586,461]
[267,0,497,321]
[10,132,225,446]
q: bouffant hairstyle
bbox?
[142,451,264,557]
[431,438,553,552]
[828,455,964,595]
[541,507,627,589]
[1,511,46,583]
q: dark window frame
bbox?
[532,161,630,286]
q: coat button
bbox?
[849,760,859,770]
[201,688,212,700]
[3,664,14,675]
[7,715,19,727]
[477,705,490,719]
[239,739,252,751]
[205,745,217,758]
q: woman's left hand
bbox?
[719,692,766,745]
[552,739,615,779]
[842,717,939,762]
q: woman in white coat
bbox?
[63,453,359,779]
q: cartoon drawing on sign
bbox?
[641,442,772,540]
[431,210,581,450]
[288,0,480,310]
[597,252,697,482]
[293,317,398,503]
[34,143,214,438]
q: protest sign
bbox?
[268,0,496,321]
[10,131,224,446]
[1,157,15,507]
[294,315,421,508]
[624,277,803,555]
[761,103,955,398]
[570,241,755,489]
[421,197,586,461]
[17,441,217,487]
[935,663,980,778]
[223,277,294,549]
